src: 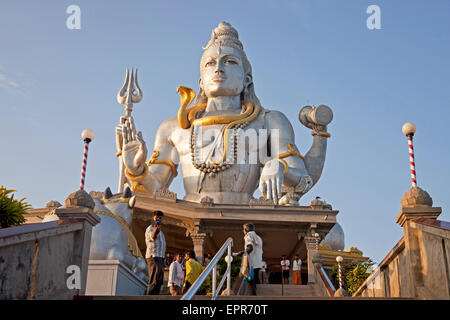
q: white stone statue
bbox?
[42,187,148,282]
[116,22,332,205]
[89,187,148,282]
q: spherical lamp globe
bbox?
[81,129,95,142]
[402,122,416,136]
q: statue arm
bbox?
[260,110,312,204]
[265,110,310,187]
[303,129,328,187]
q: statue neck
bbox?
[205,96,241,113]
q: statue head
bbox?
[194,22,261,106]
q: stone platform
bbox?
[85,260,146,296]
[131,191,339,283]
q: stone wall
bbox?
[354,218,450,299]
[314,263,336,297]
[0,201,99,300]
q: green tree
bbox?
[332,259,375,295]
[0,185,31,228]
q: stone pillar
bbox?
[54,190,100,296]
[396,187,441,228]
[395,186,441,298]
[304,236,318,284]
[191,233,208,265]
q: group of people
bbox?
[144,211,205,296]
[163,252,213,269]
[281,254,303,285]
[145,209,301,296]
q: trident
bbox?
[116,68,143,192]
[117,68,143,116]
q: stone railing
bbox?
[0,191,99,300]
[314,262,336,297]
[354,218,450,299]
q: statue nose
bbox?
[215,61,225,74]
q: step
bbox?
[256,284,317,297]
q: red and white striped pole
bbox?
[402,122,417,188]
[336,256,343,289]
[80,129,95,190]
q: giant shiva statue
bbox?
[116,22,332,206]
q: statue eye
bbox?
[205,61,216,67]
[226,59,237,65]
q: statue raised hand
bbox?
[120,118,148,175]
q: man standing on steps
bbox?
[168,252,184,296]
[182,250,204,294]
[281,255,290,284]
[145,210,166,295]
[292,254,302,285]
[233,223,264,295]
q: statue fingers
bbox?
[125,120,134,141]
[266,180,272,201]
[259,179,267,198]
[116,125,123,142]
[123,122,129,144]
[115,129,123,151]
[130,121,137,140]
[137,131,146,146]
[129,116,135,128]
[276,176,282,200]
[271,179,278,205]
[130,127,136,141]
[120,116,128,125]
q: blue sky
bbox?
[1,0,449,264]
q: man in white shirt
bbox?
[233,223,264,295]
[168,252,184,296]
[259,260,268,284]
[292,254,302,285]
[145,210,166,295]
[281,255,290,284]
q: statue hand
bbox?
[301,119,327,133]
[259,159,284,205]
[116,116,137,153]
[121,119,148,175]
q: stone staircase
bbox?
[79,284,321,300]
[256,284,317,297]
[77,281,322,300]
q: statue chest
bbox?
[172,113,268,164]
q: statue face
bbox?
[200,45,248,98]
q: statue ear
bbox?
[244,75,252,87]
[199,78,203,90]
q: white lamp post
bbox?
[314,232,320,250]
[402,122,417,187]
[80,129,95,190]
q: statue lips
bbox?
[212,76,226,84]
